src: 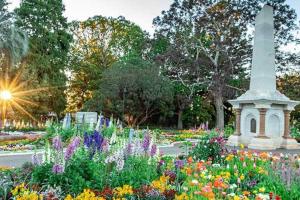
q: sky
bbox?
[8,0,173,35]
[7,0,299,35]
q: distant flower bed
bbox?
[0,135,42,151]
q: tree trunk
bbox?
[177,109,183,130]
[214,93,224,130]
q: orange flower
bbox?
[197,162,205,171]
[240,156,245,161]
[187,157,193,164]
[199,183,215,200]
[186,167,193,176]
[243,191,250,196]
[213,178,227,189]
[259,152,269,160]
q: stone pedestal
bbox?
[248,107,276,150]
[227,135,241,147]
[281,138,300,149]
[280,110,299,149]
[248,137,276,150]
[227,109,242,147]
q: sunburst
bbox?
[0,70,49,125]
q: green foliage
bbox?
[86,58,173,126]
[109,156,159,188]
[190,132,227,163]
[278,72,300,125]
[15,0,72,117]
[291,126,300,139]
[153,0,299,129]
[182,96,214,128]
[224,124,235,138]
[0,0,28,65]
[30,148,159,196]
[66,16,149,112]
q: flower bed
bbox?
[1,130,300,200]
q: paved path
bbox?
[2,144,300,168]
[0,144,186,168]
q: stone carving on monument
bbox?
[226,5,299,150]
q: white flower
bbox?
[256,193,270,200]
[228,193,235,197]
[212,164,220,168]
[191,179,199,185]
[229,184,237,189]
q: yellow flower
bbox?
[64,195,74,200]
[259,187,265,193]
[226,154,234,161]
[240,144,245,149]
[15,191,42,200]
[175,192,189,200]
[240,174,245,181]
[151,175,170,193]
[113,185,133,197]
[233,195,240,200]
[11,183,26,196]
[67,189,105,200]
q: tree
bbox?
[85,58,173,127]
[153,0,298,129]
[0,0,27,67]
[15,0,72,117]
[66,16,148,112]
[278,71,300,126]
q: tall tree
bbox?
[66,16,148,112]
[154,0,298,129]
[0,0,27,67]
[278,71,300,125]
[86,58,173,127]
[15,0,72,117]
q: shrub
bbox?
[190,132,227,163]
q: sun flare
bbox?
[0,90,12,100]
[0,71,49,123]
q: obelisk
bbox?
[227,4,300,150]
[250,5,276,92]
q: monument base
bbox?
[248,137,276,150]
[281,138,300,149]
[226,135,241,147]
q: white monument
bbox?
[227,5,299,150]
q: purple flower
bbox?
[64,137,81,160]
[142,133,151,152]
[52,136,62,151]
[105,118,110,127]
[150,144,157,157]
[246,180,257,187]
[102,139,109,152]
[175,160,184,169]
[126,143,133,156]
[52,164,64,174]
[84,131,104,159]
[93,130,104,151]
[84,132,92,147]
[32,153,40,165]
[158,159,165,167]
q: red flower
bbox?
[269,192,273,199]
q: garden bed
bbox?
[1,128,299,200]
